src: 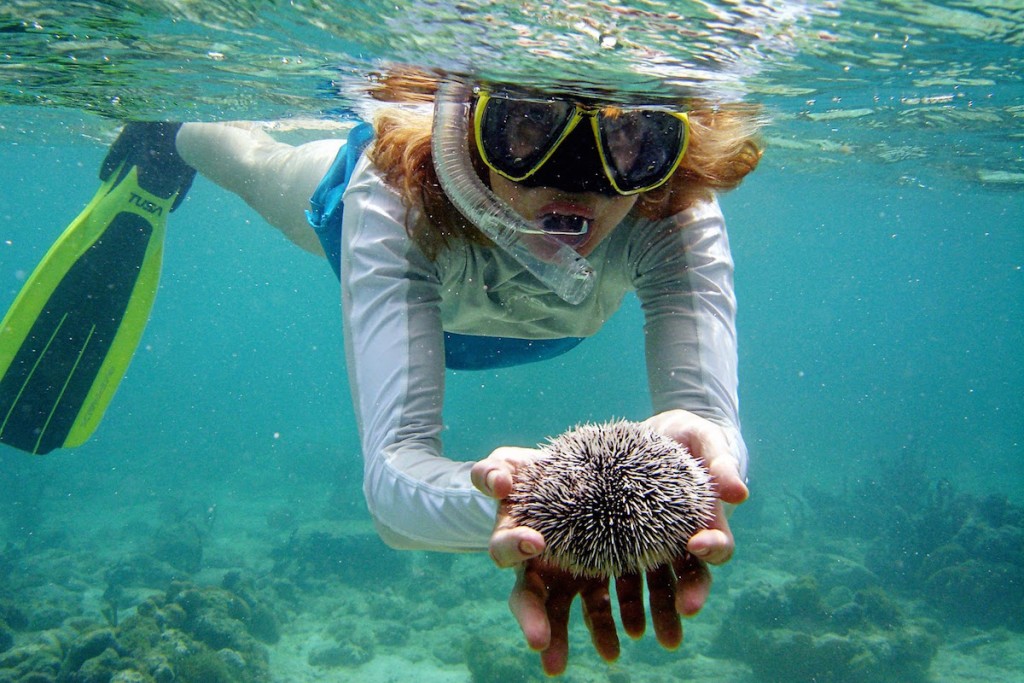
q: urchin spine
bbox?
[507,420,716,578]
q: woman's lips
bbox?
[538,201,595,221]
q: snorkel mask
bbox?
[473,89,689,196]
[431,80,596,305]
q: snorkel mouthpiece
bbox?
[431,80,596,305]
[539,214,590,236]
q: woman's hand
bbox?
[471,412,749,675]
[473,447,623,675]
[500,559,704,675]
[642,409,749,614]
[471,447,547,567]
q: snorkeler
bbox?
[0,69,761,674]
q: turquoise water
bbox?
[1,2,1022,682]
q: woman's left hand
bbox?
[641,409,749,614]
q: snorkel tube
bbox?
[431,80,595,305]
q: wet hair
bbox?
[369,108,487,259]
[634,104,764,218]
[366,69,764,260]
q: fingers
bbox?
[688,528,734,565]
[471,446,543,499]
[483,433,742,675]
[470,459,514,499]
[688,501,736,565]
[509,566,551,652]
[489,524,545,568]
[540,578,575,676]
[614,574,646,639]
[642,410,749,505]
[580,578,620,662]
[706,456,749,505]
[476,447,549,569]
[646,564,683,649]
[673,554,713,617]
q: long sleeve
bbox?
[340,158,498,551]
[631,199,748,480]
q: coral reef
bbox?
[713,576,938,683]
[803,453,1024,632]
[149,501,217,577]
[465,635,544,683]
[3,440,1020,682]
[150,522,205,576]
[307,638,374,669]
[0,577,277,683]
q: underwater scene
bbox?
[0,1,1022,682]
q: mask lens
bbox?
[598,110,687,193]
[477,95,576,179]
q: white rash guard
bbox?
[177,122,747,552]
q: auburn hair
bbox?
[365,69,763,259]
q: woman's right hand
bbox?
[472,448,642,675]
[471,446,547,568]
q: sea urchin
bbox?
[507,420,716,578]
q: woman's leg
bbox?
[175,122,344,254]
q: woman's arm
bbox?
[340,157,498,551]
[633,198,748,480]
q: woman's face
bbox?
[489,172,637,256]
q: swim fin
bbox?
[0,122,195,454]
